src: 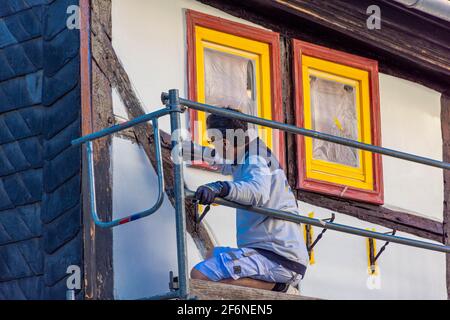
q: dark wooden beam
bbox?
[273,0,449,75]
[198,0,450,93]
[89,8,214,258]
[91,0,112,39]
[81,0,114,300]
[89,59,114,300]
[280,36,297,190]
[441,92,450,299]
[113,115,138,143]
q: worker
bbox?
[185,108,309,294]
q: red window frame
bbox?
[186,9,285,169]
[293,39,384,204]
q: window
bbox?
[293,40,383,204]
[186,10,284,167]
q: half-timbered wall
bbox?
[109,0,448,299]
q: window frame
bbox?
[293,40,384,204]
[186,10,285,169]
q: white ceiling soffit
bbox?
[391,0,450,23]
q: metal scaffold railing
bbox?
[72,89,450,300]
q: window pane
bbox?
[204,48,257,117]
[309,75,359,167]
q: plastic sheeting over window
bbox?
[190,22,279,159]
[203,48,259,135]
[204,48,257,115]
[310,76,359,168]
[293,39,382,202]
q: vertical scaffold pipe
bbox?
[168,89,189,299]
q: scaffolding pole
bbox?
[164,95,450,171]
[184,190,450,254]
[168,89,190,299]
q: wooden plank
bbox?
[441,92,450,299]
[189,279,318,300]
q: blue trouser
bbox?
[194,247,301,286]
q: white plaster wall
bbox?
[110,0,447,299]
[111,137,203,300]
[111,0,266,132]
[297,201,446,300]
[379,74,443,221]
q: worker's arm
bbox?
[223,155,271,207]
[182,140,233,174]
[181,140,214,164]
[194,155,271,206]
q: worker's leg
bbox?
[191,247,299,291]
[191,267,275,290]
[190,267,209,281]
[190,246,233,282]
[206,248,214,259]
[219,277,275,290]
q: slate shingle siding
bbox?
[0,0,82,300]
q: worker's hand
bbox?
[195,181,229,205]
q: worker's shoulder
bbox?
[246,153,269,164]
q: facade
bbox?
[0,0,449,300]
[0,0,83,299]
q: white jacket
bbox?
[183,138,309,266]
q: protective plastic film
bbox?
[309,75,359,168]
[204,48,256,112]
[204,48,258,135]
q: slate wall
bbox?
[0,0,83,300]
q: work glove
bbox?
[195,181,229,205]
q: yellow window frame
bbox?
[302,211,316,265]
[366,228,379,276]
[302,55,374,190]
[194,26,273,149]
